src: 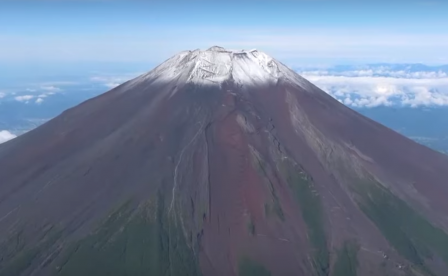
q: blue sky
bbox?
[1,0,448,68]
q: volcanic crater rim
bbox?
[130,45,310,92]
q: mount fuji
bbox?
[1,46,448,276]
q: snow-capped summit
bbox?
[132,46,308,89]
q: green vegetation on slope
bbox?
[281,160,329,276]
[238,257,271,276]
[354,179,448,275]
[55,193,201,276]
[0,225,62,276]
[332,240,359,276]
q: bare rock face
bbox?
[1,46,448,276]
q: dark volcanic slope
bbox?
[1,47,448,276]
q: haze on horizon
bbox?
[1,0,448,68]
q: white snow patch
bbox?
[129,46,310,91]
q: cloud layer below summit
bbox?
[301,68,448,107]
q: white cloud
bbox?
[40,85,61,92]
[0,130,16,144]
[37,90,57,98]
[90,76,123,88]
[104,82,121,88]
[14,95,47,104]
[90,73,142,89]
[302,72,448,107]
[39,81,78,86]
[14,95,34,102]
[0,84,62,102]
[301,69,448,79]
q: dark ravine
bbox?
[1,46,448,276]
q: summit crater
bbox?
[130,46,309,89]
